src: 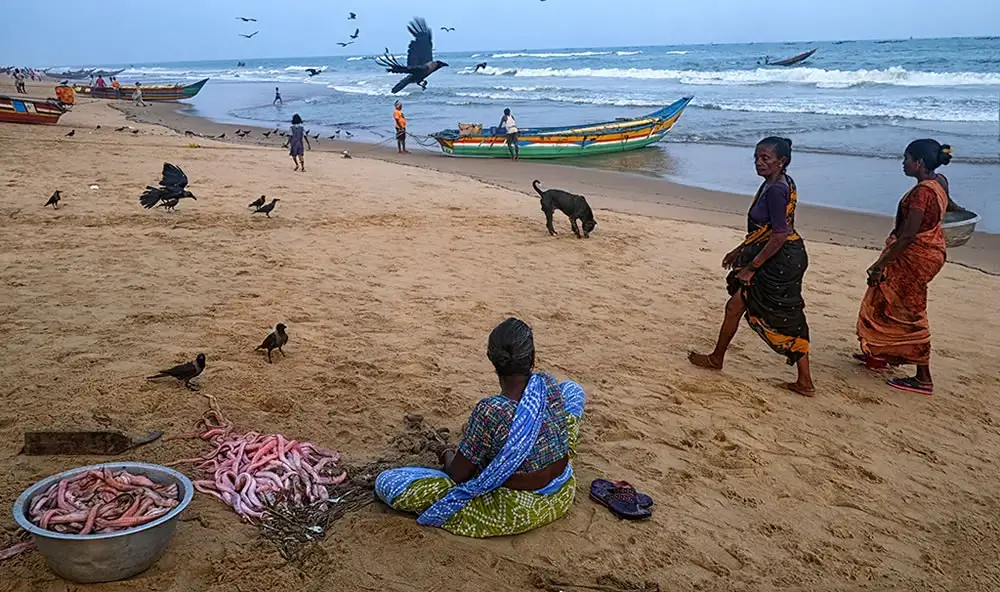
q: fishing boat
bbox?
[431,96,693,159]
[74,78,209,102]
[90,68,127,77]
[765,48,817,67]
[0,95,67,125]
[45,68,94,80]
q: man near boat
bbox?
[112,77,121,100]
[394,101,408,154]
[498,108,519,160]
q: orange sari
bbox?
[856,179,948,365]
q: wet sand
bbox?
[2,82,1000,591]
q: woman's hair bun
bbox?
[784,138,793,148]
[938,144,953,166]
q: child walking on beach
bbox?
[289,113,311,172]
[273,87,283,106]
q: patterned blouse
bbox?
[458,377,569,474]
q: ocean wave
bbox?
[328,84,410,97]
[490,51,614,58]
[455,91,662,108]
[284,66,327,71]
[346,56,367,61]
[695,100,996,123]
[460,65,1000,87]
[665,51,689,55]
[616,51,642,56]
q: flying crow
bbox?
[147,353,206,391]
[140,163,196,209]
[45,190,61,209]
[255,323,288,363]
[350,28,360,39]
[475,62,488,72]
[156,197,180,212]
[376,18,449,93]
[441,27,455,32]
[348,12,356,20]
[252,198,280,218]
[337,41,354,47]
[236,16,257,22]
[239,31,259,39]
[248,195,266,209]
[305,68,323,77]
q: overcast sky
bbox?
[2,0,998,65]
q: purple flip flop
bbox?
[590,479,652,520]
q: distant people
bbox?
[132,81,147,107]
[95,75,106,89]
[112,77,121,100]
[855,139,964,395]
[288,113,311,172]
[498,108,519,160]
[273,87,282,106]
[14,70,26,93]
[394,100,408,154]
[689,137,814,396]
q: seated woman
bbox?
[688,137,815,395]
[855,139,959,395]
[375,317,585,538]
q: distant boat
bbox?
[74,78,209,102]
[90,68,126,77]
[431,97,693,159]
[0,95,68,125]
[44,68,94,80]
[765,48,817,67]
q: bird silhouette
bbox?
[255,323,288,363]
[263,130,273,138]
[239,31,259,38]
[441,27,455,32]
[350,28,360,39]
[252,198,280,218]
[217,133,226,139]
[140,163,196,209]
[45,190,61,209]
[348,12,357,20]
[115,126,127,132]
[236,16,257,22]
[376,18,448,93]
[147,353,206,391]
[305,68,323,77]
[337,41,354,47]
[248,195,266,209]
[65,129,75,137]
[156,197,180,212]
[475,62,488,72]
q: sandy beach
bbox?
[2,82,1000,591]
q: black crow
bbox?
[65,129,75,137]
[441,27,455,32]
[156,197,180,212]
[337,41,354,47]
[148,353,206,390]
[130,129,140,134]
[239,31,259,39]
[305,68,323,77]
[252,198,280,218]
[45,190,61,209]
[475,62,488,72]
[376,18,449,93]
[96,125,101,129]
[140,163,196,209]
[263,130,273,138]
[184,130,196,136]
[348,12,356,20]
[248,195,266,209]
[255,323,288,363]
[350,28,360,39]
[236,16,257,22]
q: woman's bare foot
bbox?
[783,382,816,397]
[688,351,723,370]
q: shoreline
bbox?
[116,98,1000,275]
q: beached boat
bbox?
[431,96,693,159]
[74,78,209,102]
[766,49,817,67]
[0,95,68,125]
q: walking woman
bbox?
[289,113,311,172]
[855,139,961,395]
[689,137,814,395]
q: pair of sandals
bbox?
[852,353,933,395]
[590,479,652,520]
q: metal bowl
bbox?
[942,210,981,248]
[12,462,193,584]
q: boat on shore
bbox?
[765,48,817,67]
[430,96,693,159]
[0,95,68,125]
[74,78,209,102]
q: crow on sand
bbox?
[44,191,61,209]
[147,353,206,391]
[252,198,280,218]
[255,323,288,363]
[140,163,196,209]
[376,18,448,93]
[248,195,266,209]
[64,129,75,137]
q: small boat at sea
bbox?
[74,78,209,102]
[0,95,68,125]
[765,48,817,67]
[430,96,693,159]
[90,68,126,77]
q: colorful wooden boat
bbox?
[74,78,209,102]
[431,97,693,159]
[0,95,67,125]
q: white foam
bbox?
[697,99,995,122]
[328,84,410,97]
[284,66,327,71]
[616,51,642,56]
[490,51,613,58]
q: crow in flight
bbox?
[376,18,448,93]
[236,16,257,22]
[239,31,259,39]
[441,27,455,32]
[140,163,195,209]
[348,12,356,20]
[305,68,323,77]
[350,28,360,39]
[475,62,488,72]
[337,41,354,47]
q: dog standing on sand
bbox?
[532,180,597,238]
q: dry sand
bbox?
[2,85,1000,592]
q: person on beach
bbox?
[273,87,282,106]
[393,100,408,154]
[855,139,965,395]
[112,77,121,100]
[289,113,311,172]
[499,108,519,160]
[375,317,585,538]
[95,75,106,90]
[689,137,815,396]
[55,81,75,107]
[132,82,147,107]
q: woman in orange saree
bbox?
[856,139,959,395]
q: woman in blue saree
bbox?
[375,318,586,538]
